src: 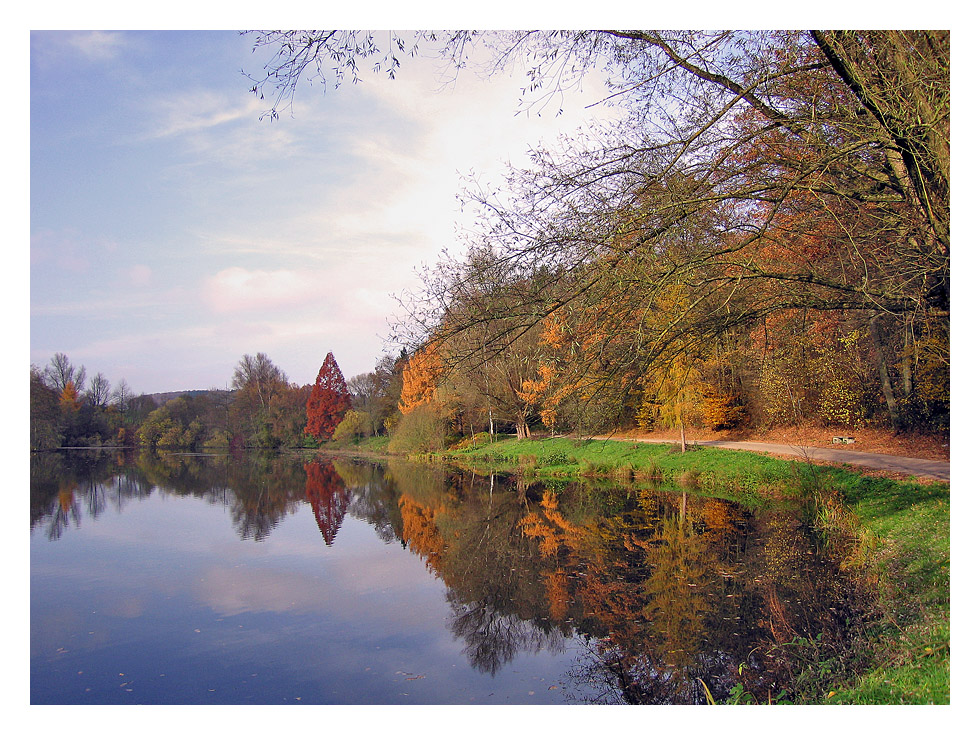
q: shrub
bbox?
[332,410,371,444]
[677,469,701,490]
[545,450,570,465]
[518,454,538,474]
[388,405,447,454]
[634,460,663,483]
[202,430,231,450]
[450,432,494,451]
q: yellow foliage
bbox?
[636,356,704,430]
[699,385,746,430]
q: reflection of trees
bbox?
[31,450,153,540]
[304,459,350,546]
[448,595,566,675]
[727,508,867,702]
[30,450,309,542]
[226,454,307,541]
[399,495,446,573]
[337,459,400,544]
[30,450,867,703]
[643,512,711,671]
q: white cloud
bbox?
[67,30,131,61]
[145,90,268,141]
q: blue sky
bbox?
[30,29,616,394]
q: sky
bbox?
[30,29,619,395]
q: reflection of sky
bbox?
[31,492,594,704]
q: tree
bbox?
[398,342,443,414]
[111,379,134,412]
[30,365,63,450]
[86,372,112,408]
[59,381,81,413]
[347,352,407,436]
[305,352,352,441]
[229,352,290,446]
[232,352,288,410]
[247,30,949,435]
[44,352,86,394]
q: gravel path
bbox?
[626,437,950,482]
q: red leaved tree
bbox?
[305,352,352,441]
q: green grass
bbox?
[446,436,803,506]
[443,435,951,705]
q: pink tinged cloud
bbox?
[127,264,152,286]
[204,266,327,314]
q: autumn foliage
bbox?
[305,352,352,441]
[398,343,443,414]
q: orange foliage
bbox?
[398,343,443,414]
[519,491,582,559]
[540,312,566,349]
[59,381,81,412]
[398,495,446,573]
[543,569,570,622]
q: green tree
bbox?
[30,365,63,450]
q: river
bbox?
[30,449,865,705]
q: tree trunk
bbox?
[516,416,530,440]
[679,421,687,453]
[870,316,901,431]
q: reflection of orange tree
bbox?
[398,495,447,575]
[304,460,350,546]
[519,490,585,622]
[44,479,82,541]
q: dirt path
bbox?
[623,436,950,482]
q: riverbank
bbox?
[426,435,950,705]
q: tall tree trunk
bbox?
[902,318,913,397]
[870,316,901,431]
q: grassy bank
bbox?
[439,435,950,705]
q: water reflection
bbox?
[31,450,864,704]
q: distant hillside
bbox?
[145,388,233,406]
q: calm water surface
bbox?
[30,449,862,704]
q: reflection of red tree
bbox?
[304,460,350,546]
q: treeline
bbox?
[30,351,321,451]
[246,30,949,449]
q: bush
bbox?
[450,432,494,451]
[202,430,231,450]
[388,405,447,454]
[545,450,570,465]
[333,410,371,444]
[677,469,701,489]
